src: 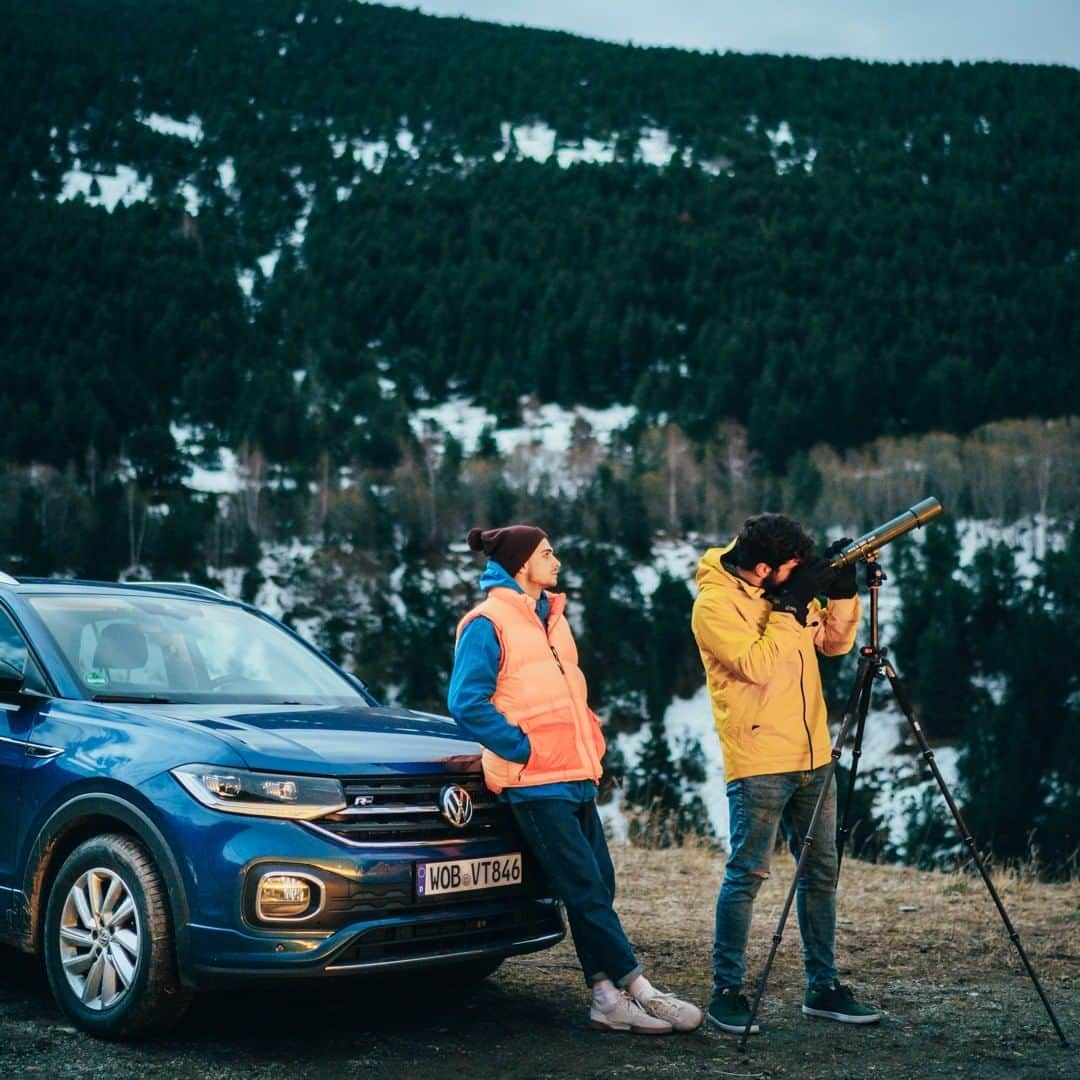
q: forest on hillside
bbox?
[2,0,1078,477]
[1,2,1077,874]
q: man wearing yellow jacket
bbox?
[450,524,702,1035]
[692,513,881,1033]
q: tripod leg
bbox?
[836,669,874,878]
[883,660,1070,1048]
[737,654,877,1050]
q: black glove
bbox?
[823,538,857,599]
[769,557,834,626]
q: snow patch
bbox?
[59,163,151,211]
[766,120,817,175]
[351,137,390,172]
[557,138,616,167]
[136,111,204,144]
[410,398,636,458]
[611,516,1065,854]
[636,127,679,167]
[495,122,556,164]
[218,157,238,196]
[257,250,281,279]
[171,424,241,494]
[180,181,201,217]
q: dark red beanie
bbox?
[467,525,547,577]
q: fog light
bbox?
[257,873,319,920]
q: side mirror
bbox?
[0,655,26,692]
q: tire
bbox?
[43,833,193,1039]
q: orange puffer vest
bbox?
[455,587,606,794]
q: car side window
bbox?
[0,605,50,694]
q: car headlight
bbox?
[171,764,346,819]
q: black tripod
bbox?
[738,556,1070,1050]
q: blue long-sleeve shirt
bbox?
[448,561,597,804]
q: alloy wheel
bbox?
[57,866,142,1011]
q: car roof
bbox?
[0,576,233,604]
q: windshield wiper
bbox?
[91,693,176,704]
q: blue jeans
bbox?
[713,766,838,992]
[510,798,641,987]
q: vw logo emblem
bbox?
[439,784,474,828]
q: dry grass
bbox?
[2,846,1077,1079]
[610,842,1080,985]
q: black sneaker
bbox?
[802,982,882,1024]
[706,987,760,1034]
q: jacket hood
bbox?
[479,559,522,592]
[478,559,565,620]
[697,538,742,588]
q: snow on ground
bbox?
[170,423,241,494]
[59,163,151,211]
[608,517,1060,852]
[411,398,638,497]
[494,122,556,163]
[410,396,636,458]
[307,119,732,175]
[607,630,958,854]
[395,128,420,159]
[766,120,817,175]
[50,109,795,227]
[287,180,315,249]
[636,127,683,167]
[218,157,238,196]
[255,539,321,623]
[602,683,730,847]
[956,514,1062,570]
[347,136,391,171]
[256,250,281,279]
[59,113,209,215]
[136,112,204,144]
[632,536,701,597]
[180,181,200,217]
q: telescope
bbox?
[828,498,943,568]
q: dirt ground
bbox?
[2,846,1077,1079]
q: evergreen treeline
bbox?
[887,519,1080,877]
[3,3,1079,872]
[2,1,1078,478]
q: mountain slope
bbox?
[3,1,1078,473]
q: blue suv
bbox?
[0,573,564,1039]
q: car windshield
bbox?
[25,593,367,706]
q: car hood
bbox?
[139,703,482,776]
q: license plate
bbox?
[416,852,523,898]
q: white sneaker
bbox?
[639,991,704,1033]
[589,991,674,1034]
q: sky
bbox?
[374,1,1080,68]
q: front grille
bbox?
[313,774,509,844]
[325,902,564,969]
[323,882,414,917]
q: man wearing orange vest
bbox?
[692,513,881,1034]
[449,524,702,1034]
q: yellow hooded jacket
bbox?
[691,540,860,782]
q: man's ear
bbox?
[751,562,775,585]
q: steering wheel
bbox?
[208,673,253,691]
